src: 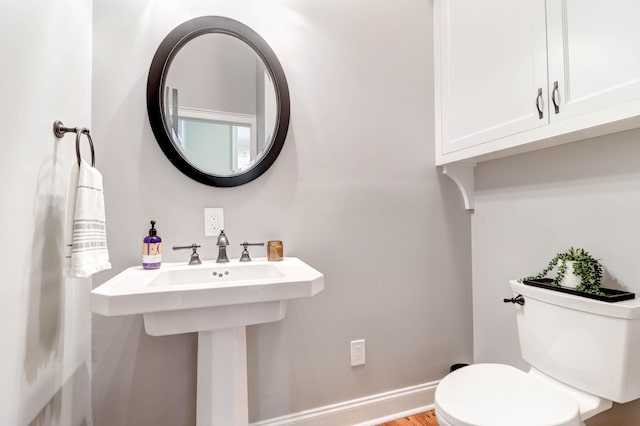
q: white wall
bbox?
[0,0,92,424]
[92,0,473,424]
[472,128,640,424]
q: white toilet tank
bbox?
[510,280,640,403]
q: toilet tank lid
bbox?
[510,280,640,319]
[435,364,581,426]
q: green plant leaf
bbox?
[519,247,603,294]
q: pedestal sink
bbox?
[90,257,324,425]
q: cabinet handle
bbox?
[535,88,543,119]
[552,81,560,114]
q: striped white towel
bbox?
[64,159,111,278]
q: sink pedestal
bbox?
[197,327,248,426]
[147,300,288,425]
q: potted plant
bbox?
[521,247,604,295]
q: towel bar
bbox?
[53,120,95,167]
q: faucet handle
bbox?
[239,241,265,262]
[172,243,202,265]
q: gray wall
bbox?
[472,128,640,424]
[92,0,473,424]
[0,0,92,424]
[166,34,258,114]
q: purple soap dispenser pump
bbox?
[142,220,162,270]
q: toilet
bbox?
[435,280,640,426]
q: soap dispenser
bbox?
[142,220,162,270]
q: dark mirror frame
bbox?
[147,16,290,187]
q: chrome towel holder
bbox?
[53,120,95,167]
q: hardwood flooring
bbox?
[378,410,439,426]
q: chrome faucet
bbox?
[216,230,230,263]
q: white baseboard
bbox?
[250,380,439,426]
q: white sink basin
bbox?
[91,256,323,426]
[90,257,324,336]
[151,262,286,287]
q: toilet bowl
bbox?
[435,364,611,426]
[433,280,640,426]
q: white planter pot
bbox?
[559,260,581,288]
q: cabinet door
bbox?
[435,0,548,156]
[547,0,640,121]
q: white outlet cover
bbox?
[204,208,224,237]
[350,339,366,366]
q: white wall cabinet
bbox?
[435,0,640,167]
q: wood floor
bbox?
[378,410,439,426]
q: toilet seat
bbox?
[435,364,581,426]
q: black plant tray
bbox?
[523,278,635,303]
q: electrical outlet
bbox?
[350,339,366,366]
[204,208,224,236]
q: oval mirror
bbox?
[147,16,290,187]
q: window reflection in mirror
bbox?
[176,111,254,175]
